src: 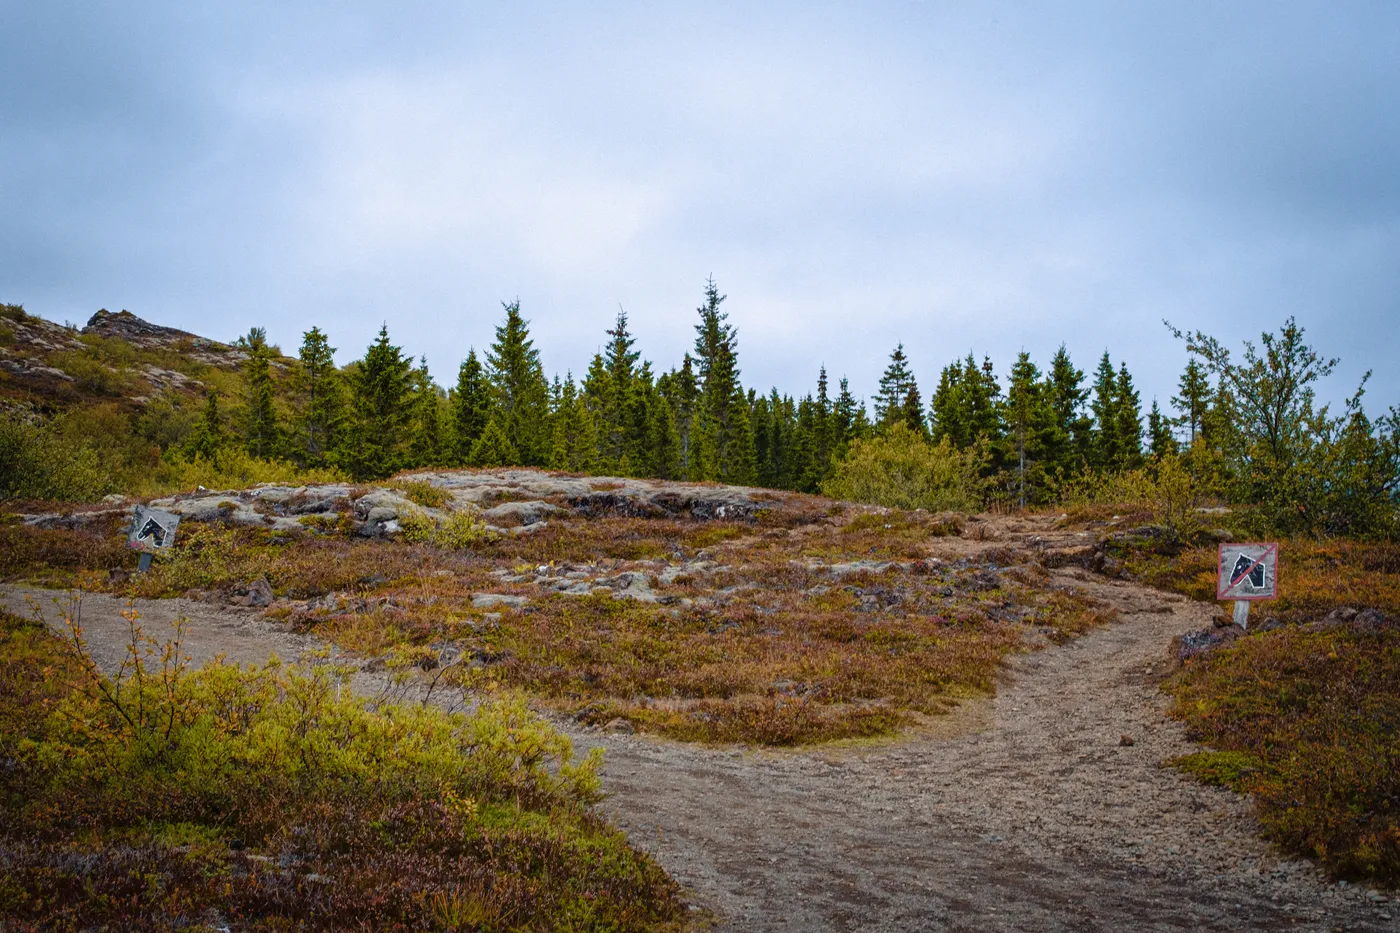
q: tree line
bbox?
[182,278,1397,538]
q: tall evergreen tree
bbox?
[470,413,519,468]
[1171,358,1211,447]
[1046,344,1091,472]
[1003,352,1060,506]
[485,301,550,466]
[1147,399,1176,459]
[691,277,754,484]
[343,324,412,480]
[451,349,491,465]
[875,343,919,430]
[658,354,700,476]
[1090,352,1122,470]
[296,326,343,468]
[931,354,1003,459]
[243,328,279,459]
[185,390,225,461]
[406,356,444,468]
[549,376,598,473]
[1115,362,1144,469]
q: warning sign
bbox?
[127,506,180,554]
[1216,543,1278,601]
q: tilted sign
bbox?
[1216,542,1278,601]
[127,505,180,554]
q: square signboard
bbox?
[127,505,181,554]
[1217,542,1278,601]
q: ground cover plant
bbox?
[0,475,1116,747]
[1089,516,1400,885]
[0,601,685,931]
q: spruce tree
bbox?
[1171,358,1211,446]
[875,343,919,430]
[691,277,755,484]
[485,301,550,466]
[1115,362,1144,468]
[1147,399,1176,459]
[407,356,443,468]
[1090,352,1122,470]
[343,324,412,480]
[451,349,491,465]
[645,388,683,480]
[470,414,519,468]
[1003,351,1059,506]
[549,377,598,473]
[244,328,279,459]
[296,326,343,467]
[659,355,700,476]
[185,391,225,460]
[1046,345,1091,473]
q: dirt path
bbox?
[5,574,1396,932]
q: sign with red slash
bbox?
[1216,542,1279,629]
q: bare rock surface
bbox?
[3,507,1396,931]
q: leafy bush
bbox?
[0,604,684,930]
[0,302,26,322]
[142,447,347,496]
[823,423,985,512]
[399,507,495,549]
[388,476,452,508]
[1055,454,1220,539]
[0,408,111,501]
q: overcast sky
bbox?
[4,2,1398,417]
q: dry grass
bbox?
[0,496,1117,746]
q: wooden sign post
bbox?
[1216,542,1279,630]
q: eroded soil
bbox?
[6,512,1398,932]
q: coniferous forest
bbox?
[1,278,1397,540]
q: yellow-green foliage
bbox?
[0,605,683,929]
[399,508,495,549]
[141,447,347,496]
[388,477,452,509]
[1054,454,1224,539]
[1167,626,1400,884]
[823,423,985,512]
[0,409,111,501]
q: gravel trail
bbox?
[5,568,1396,932]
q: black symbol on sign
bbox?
[137,517,168,548]
[1231,554,1265,589]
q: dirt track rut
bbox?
[5,572,1396,932]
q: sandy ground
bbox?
[5,560,1397,932]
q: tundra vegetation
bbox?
[1,291,1398,894]
[0,601,683,930]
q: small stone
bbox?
[1118,734,1135,747]
[604,717,635,734]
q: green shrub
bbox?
[823,422,985,512]
[0,604,683,929]
[0,409,111,501]
[400,507,495,549]
[388,477,452,508]
[0,302,26,322]
[143,447,347,496]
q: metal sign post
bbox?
[127,505,181,573]
[1216,542,1279,630]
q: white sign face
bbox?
[1217,542,1278,601]
[127,506,181,553]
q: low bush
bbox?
[388,477,453,509]
[823,423,985,513]
[142,447,347,496]
[0,604,685,930]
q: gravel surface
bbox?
[6,560,1397,932]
